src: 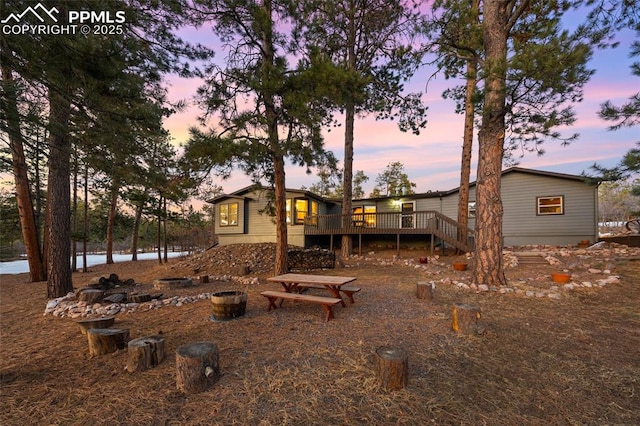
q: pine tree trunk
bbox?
[341,16,357,258]
[106,179,120,264]
[82,164,88,273]
[71,151,78,272]
[1,62,46,283]
[131,198,144,261]
[157,195,163,264]
[46,84,74,298]
[456,0,479,247]
[261,0,288,275]
[341,102,354,258]
[473,0,507,287]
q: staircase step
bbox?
[514,252,548,264]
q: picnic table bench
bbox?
[259,290,343,322]
[296,282,361,304]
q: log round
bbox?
[77,317,115,335]
[126,335,165,373]
[78,289,104,303]
[416,281,435,302]
[87,328,130,356]
[451,303,482,335]
[374,346,408,390]
[128,293,151,303]
[176,342,220,394]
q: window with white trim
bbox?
[219,203,239,226]
[537,196,564,215]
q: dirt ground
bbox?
[1,246,639,425]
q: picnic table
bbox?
[260,273,360,321]
[266,273,357,307]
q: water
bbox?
[0,251,188,275]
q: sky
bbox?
[164,21,638,198]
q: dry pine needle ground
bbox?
[1,247,639,425]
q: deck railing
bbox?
[304,210,474,252]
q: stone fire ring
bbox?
[153,277,193,290]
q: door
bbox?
[401,202,415,228]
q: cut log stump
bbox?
[451,303,482,335]
[176,342,220,394]
[77,317,115,335]
[128,293,151,303]
[126,335,165,373]
[87,328,130,356]
[78,289,104,303]
[416,281,435,302]
[374,346,408,390]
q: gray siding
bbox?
[216,198,245,236]
[500,173,597,246]
[214,188,332,248]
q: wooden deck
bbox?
[304,210,474,253]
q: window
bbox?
[537,196,564,215]
[219,203,238,226]
[286,198,318,225]
[468,201,476,218]
[295,199,308,224]
[352,205,376,227]
[286,199,292,224]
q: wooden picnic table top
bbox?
[267,273,356,286]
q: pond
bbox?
[0,251,188,275]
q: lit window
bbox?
[352,205,376,226]
[295,199,308,224]
[220,203,238,226]
[286,199,292,224]
[537,196,564,215]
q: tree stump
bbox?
[176,342,220,394]
[87,328,130,356]
[128,293,151,303]
[451,303,482,335]
[200,275,210,284]
[237,265,250,276]
[126,335,165,373]
[78,289,104,303]
[416,281,435,302]
[374,346,408,390]
[77,317,115,335]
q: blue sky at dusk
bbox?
[164,20,638,196]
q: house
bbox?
[207,167,599,252]
[208,185,339,248]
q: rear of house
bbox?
[208,168,599,250]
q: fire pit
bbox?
[210,291,247,321]
[153,277,193,290]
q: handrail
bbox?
[304,210,474,252]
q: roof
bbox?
[206,183,338,204]
[207,167,593,204]
[352,166,592,202]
